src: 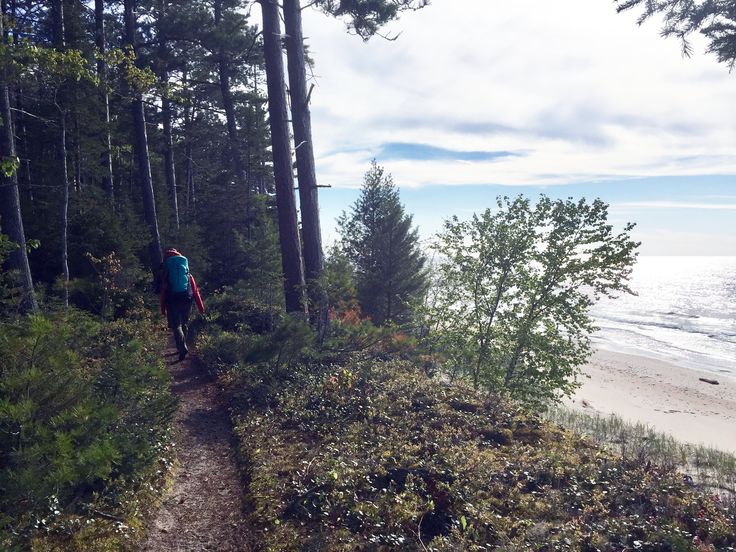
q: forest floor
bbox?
[141,340,251,552]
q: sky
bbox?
[290,0,736,255]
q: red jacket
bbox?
[160,273,204,315]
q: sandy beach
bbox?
[568,349,736,454]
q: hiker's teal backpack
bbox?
[166,255,190,294]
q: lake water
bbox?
[591,256,736,376]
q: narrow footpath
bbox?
[142,341,251,552]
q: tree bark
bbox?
[504,302,537,386]
[124,0,163,271]
[473,267,510,388]
[182,75,195,219]
[157,0,179,230]
[95,0,115,204]
[161,91,179,229]
[186,141,194,215]
[52,0,70,307]
[218,62,249,190]
[214,1,249,200]
[15,89,34,207]
[60,112,70,308]
[260,0,306,315]
[0,10,38,313]
[132,99,163,270]
[284,0,326,325]
[73,108,81,193]
[11,2,34,215]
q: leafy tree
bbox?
[337,161,427,325]
[423,195,639,406]
[616,0,736,69]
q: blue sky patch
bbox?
[376,142,522,162]
[318,175,736,255]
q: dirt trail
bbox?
[142,341,251,552]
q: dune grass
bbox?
[544,406,736,508]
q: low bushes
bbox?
[231,358,736,550]
[0,309,176,550]
[195,290,736,550]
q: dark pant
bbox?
[166,293,193,355]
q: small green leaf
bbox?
[1,155,20,177]
[460,515,467,531]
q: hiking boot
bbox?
[179,349,188,362]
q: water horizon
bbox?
[591,255,736,378]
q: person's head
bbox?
[164,248,181,258]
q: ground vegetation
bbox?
[195,293,736,551]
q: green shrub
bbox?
[67,252,148,320]
[233,359,736,550]
[0,310,176,548]
[195,281,281,336]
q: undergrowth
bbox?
[196,291,736,551]
[0,309,176,551]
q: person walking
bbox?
[159,248,205,361]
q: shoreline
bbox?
[590,337,736,380]
[567,348,736,454]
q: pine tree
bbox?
[616,0,736,69]
[0,0,278,310]
[316,0,428,39]
[337,161,427,325]
[278,0,428,320]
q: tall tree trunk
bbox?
[95,0,115,205]
[186,143,194,213]
[8,7,33,208]
[161,91,179,229]
[157,0,179,230]
[60,112,70,308]
[284,0,326,325]
[0,11,38,313]
[124,0,163,272]
[15,89,34,207]
[218,60,250,201]
[73,108,81,193]
[52,0,70,307]
[132,99,164,271]
[259,0,306,315]
[214,1,249,199]
[182,73,194,219]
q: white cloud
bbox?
[299,0,736,188]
